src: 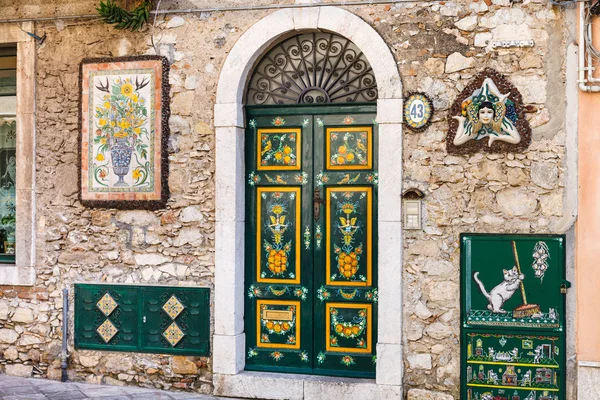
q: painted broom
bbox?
[511,240,541,318]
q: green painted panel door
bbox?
[460,234,567,400]
[245,106,377,377]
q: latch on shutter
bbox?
[560,280,571,294]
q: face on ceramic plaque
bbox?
[478,104,494,125]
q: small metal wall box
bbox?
[402,188,424,230]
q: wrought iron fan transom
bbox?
[246,33,378,105]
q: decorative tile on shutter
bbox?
[75,284,210,356]
[74,284,138,352]
[141,287,210,355]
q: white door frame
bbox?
[213,6,404,398]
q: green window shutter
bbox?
[74,284,138,352]
[140,287,210,356]
[75,284,210,356]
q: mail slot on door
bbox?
[262,309,294,321]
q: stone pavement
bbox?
[0,375,241,400]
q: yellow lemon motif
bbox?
[283,145,292,155]
[275,151,283,160]
[346,153,355,162]
[338,145,347,154]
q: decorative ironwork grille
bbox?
[246,33,378,105]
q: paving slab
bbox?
[0,374,245,400]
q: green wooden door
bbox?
[460,234,567,400]
[245,105,378,377]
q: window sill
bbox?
[0,265,34,286]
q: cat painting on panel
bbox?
[473,266,524,314]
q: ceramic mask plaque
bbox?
[447,68,531,154]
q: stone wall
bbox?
[0,0,570,398]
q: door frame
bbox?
[213,6,404,398]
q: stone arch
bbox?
[213,6,404,397]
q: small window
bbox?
[0,46,16,264]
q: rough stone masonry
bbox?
[0,0,569,399]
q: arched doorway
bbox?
[245,32,379,377]
[214,6,403,396]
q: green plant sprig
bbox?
[97,0,153,32]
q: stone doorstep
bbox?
[213,372,402,400]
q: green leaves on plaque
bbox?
[257,187,301,284]
[326,187,372,286]
[257,300,301,350]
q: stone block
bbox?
[214,221,244,294]
[0,300,10,320]
[214,281,244,336]
[215,127,245,223]
[407,353,432,370]
[134,253,171,266]
[171,356,198,375]
[214,102,244,128]
[376,343,403,385]
[79,354,101,368]
[376,99,403,124]
[212,333,245,375]
[115,210,158,226]
[12,307,34,323]
[3,346,18,360]
[214,371,304,400]
[304,376,401,399]
[180,206,204,223]
[0,328,18,344]
[105,356,133,372]
[173,227,203,247]
[455,15,478,31]
[5,364,32,377]
[407,388,454,400]
[292,7,320,30]
[496,188,538,216]
[578,364,600,400]
[18,334,42,346]
[445,52,475,74]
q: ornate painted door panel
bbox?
[460,234,567,400]
[245,107,377,377]
[313,114,378,377]
[246,113,314,374]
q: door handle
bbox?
[313,188,325,221]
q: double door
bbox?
[244,105,378,377]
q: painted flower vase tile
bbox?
[79,56,169,209]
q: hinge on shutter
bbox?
[560,280,571,294]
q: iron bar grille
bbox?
[246,33,378,105]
